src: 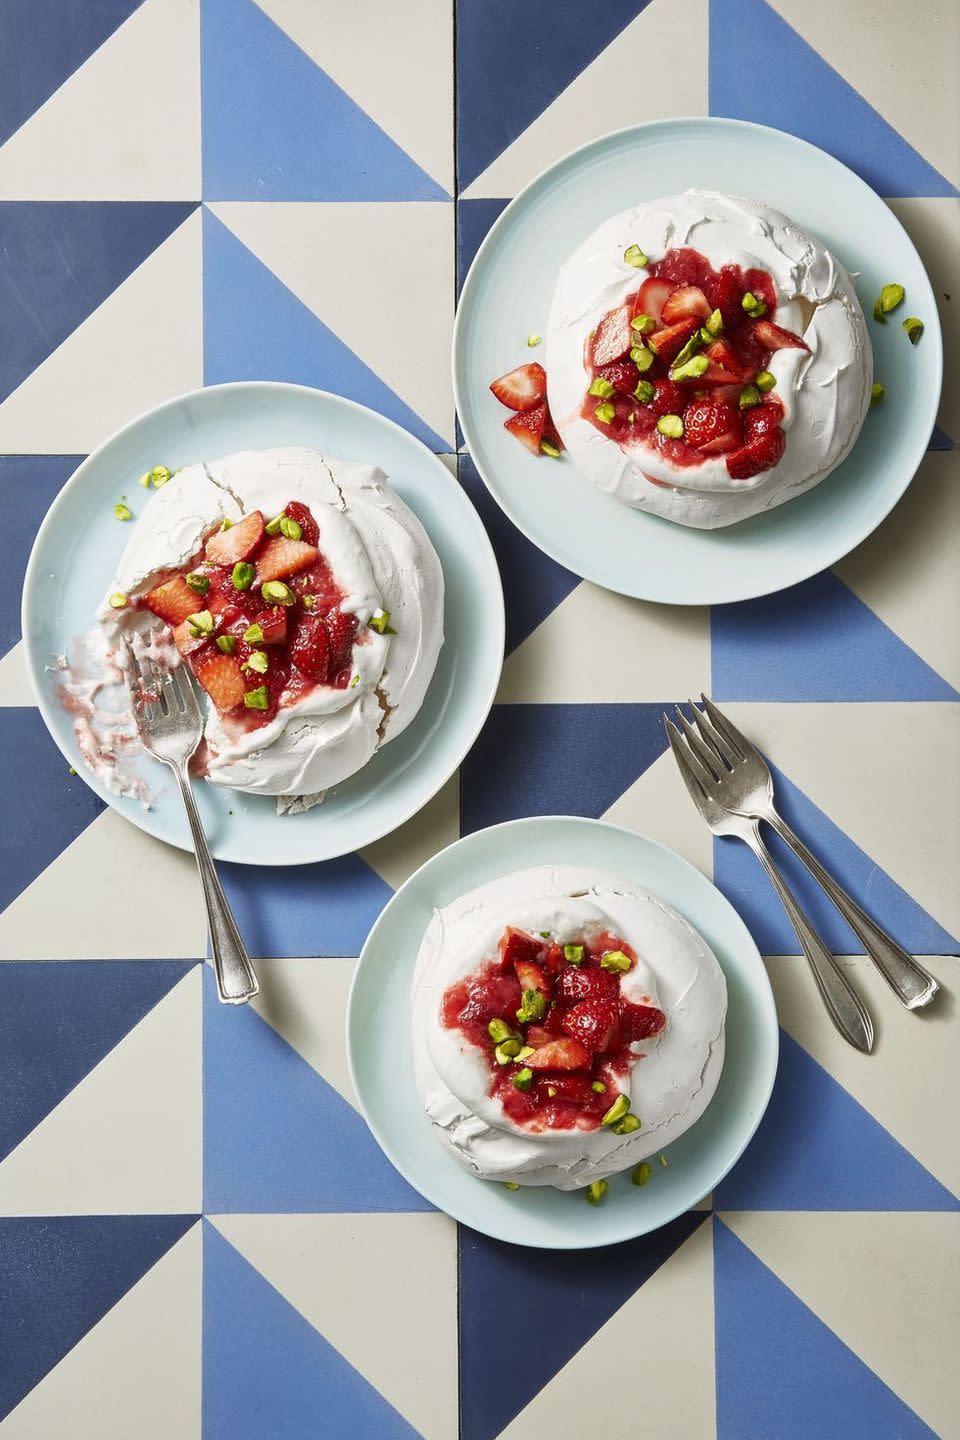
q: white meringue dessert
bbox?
[412,865,727,1191]
[96,446,444,800]
[545,190,872,529]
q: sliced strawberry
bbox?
[699,426,743,456]
[289,612,329,682]
[283,500,319,547]
[744,267,777,314]
[445,973,523,1032]
[709,383,745,407]
[726,426,786,480]
[490,362,547,412]
[620,1002,667,1043]
[714,267,744,329]
[555,966,619,1006]
[634,276,676,326]
[142,576,200,627]
[172,620,209,658]
[326,609,358,680]
[204,510,265,565]
[591,304,633,367]
[193,651,246,710]
[683,400,742,452]
[514,959,551,1000]
[753,318,809,353]
[560,998,618,1053]
[542,943,564,976]
[702,338,745,384]
[535,1073,596,1107]
[596,360,640,396]
[256,536,319,583]
[654,247,714,289]
[504,403,547,455]
[543,1003,567,1035]
[523,1036,591,1071]
[648,317,699,366]
[256,607,288,644]
[661,285,712,325]
[499,927,544,971]
[648,379,686,417]
[524,1025,554,1048]
[744,398,785,441]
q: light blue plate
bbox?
[22,382,504,866]
[347,816,778,1248]
[454,118,942,605]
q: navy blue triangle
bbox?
[0,202,197,404]
[203,209,449,451]
[201,0,446,201]
[457,199,509,294]
[460,1213,706,1440]
[456,0,650,190]
[928,423,955,451]
[710,0,956,197]
[0,960,195,1163]
[458,454,580,653]
[202,1223,420,1438]
[2,455,84,655]
[0,0,143,148]
[715,1031,958,1211]
[461,702,668,834]
[714,1221,938,1438]
[0,709,104,916]
[712,760,958,954]
[0,1214,197,1420]
[711,570,958,701]
[202,967,430,1213]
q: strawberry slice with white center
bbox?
[560,998,617,1053]
[660,285,712,324]
[753,318,809,353]
[172,619,210,658]
[192,651,246,710]
[648,317,700,366]
[504,402,547,454]
[590,303,633,367]
[256,535,319,583]
[489,362,547,412]
[634,276,676,325]
[702,338,745,383]
[142,576,201,627]
[254,607,288,644]
[523,1036,591,1071]
[514,959,551,1001]
[326,609,358,679]
[683,400,743,454]
[726,425,786,480]
[204,510,265,565]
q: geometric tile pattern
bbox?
[0,1,956,1435]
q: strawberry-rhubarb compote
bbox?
[412,866,727,1190]
[97,448,443,805]
[546,191,872,528]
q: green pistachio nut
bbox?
[514,1046,535,1062]
[149,465,171,488]
[216,635,237,654]
[108,592,127,609]
[871,382,885,405]
[623,244,648,268]
[585,1180,608,1205]
[656,414,684,439]
[755,370,777,393]
[632,1162,652,1187]
[699,326,715,346]
[303,594,315,608]
[563,943,585,964]
[243,685,270,711]
[633,378,655,404]
[186,610,214,638]
[138,471,152,488]
[594,402,617,425]
[672,332,704,367]
[591,1080,607,1093]
[114,502,132,522]
[631,313,656,335]
[546,1086,557,1097]
[873,298,886,324]
[539,439,562,457]
[503,1181,521,1190]
[659,1153,669,1168]
[488,1018,518,1044]
[261,580,296,606]
[739,385,761,409]
[741,292,767,317]
[588,376,615,399]
[369,609,396,635]
[243,623,264,643]
[219,518,233,531]
[600,949,631,973]
[613,1114,642,1135]
[264,514,284,536]
[186,572,210,595]
[495,1039,522,1065]
[244,650,269,675]
[630,344,655,372]
[511,1067,534,1092]
[880,283,905,314]
[231,561,255,591]
[516,988,547,1024]
[527,334,541,348]
[669,354,709,383]
[601,1094,631,1127]
[902,316,924,345]
[278,516,302,541]
[705,308,724,335]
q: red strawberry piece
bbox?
[289,612,329,682]
[620,1002,667,1043]
[504,403,547,455]
[591,304,633,367]
[256,536,319,583]
[142,575,201,627]
[648,379,686,417]
[326,609,358,681]
[634,277,677,325]
[524,1025,554,1048]
[535,1073,595,1106]
[726,426,786,480]
[560,998,618,1053]
[255,607,288,644]
[192,651,246,710]
[648,317,700,366]
[499,927,544,971]
[172,620,209,658]
[544,1003,567,1035]
[523,1036,591,1071]
[291,557,341,612]
[514,959,552,1000]
[204,510,265,565]
[556,966,619,1006]
[744,267,777,314]
[596,360,640,396]
[660,285,712,325]
[683,400,742,453]
[283,500,319,547]
[709,384,745,407]
[702,337,745,384]
[653,247,714,289]
[714,267,744,329]
[490,362,547,413]
[542,943,564,976]
[445,973,523,1032]
[753,318,809,353]
[744,398,785,441]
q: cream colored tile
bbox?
[603,747,714,880]
[886,198,960,440]
[251,955,357,1110]
[0,643,39,707]
[361,773,459,892]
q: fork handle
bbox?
[764,814,939,1011]
[743,823,874,1053]
[172,765,259,1004]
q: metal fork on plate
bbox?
[128,653,259,1005]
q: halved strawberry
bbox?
[172,619,209,658]
[683,400,742,453]
[523,1036,591,1071]
[648,379,686,417]
[204,510,265,565]
[256,536,319,583]
[326,609,358,679]
[726,426,786,480]
[714,267,744,329]
[555,966,619,1006]
[490,362,547,412]
[709,384,745,407]
[499,927,544,971]
[193,651,245,710]
[515,959,551,1000]
[289,613,329,682]
[283,500,319,547]
[634,276,676,325]
[142,576,200,627]
[560,998,617,1053]
[753,318,809,353]
[596,360,640,396]
[744,267,777,314]
[504,403,547,454]
[620,1002,667,1043]
[702,338,744,384]
[744,398,785,441]
[648,317,700,366]
[591,304,633,367]
[542,943,564,976]
[256,607,288,644]
[524,1025,554,1048]
[661,285,711,325]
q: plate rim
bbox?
[21,379,506,866]
[346,813,780,1249]
[453,115,943,606]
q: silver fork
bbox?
[665,712,875,1053]
[693,695,939,1011]
[128,653,259,1005]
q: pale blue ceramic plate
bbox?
[22,382,504,866]
[454,118,942,605]
[347,816,778,1248]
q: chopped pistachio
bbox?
[627,412,636,423]
[261,580,296,606]
[630,313,656,334]
[243,623,264,643]
[350,674,360,688]
[68,766,77,776]
[658,1153,669,1168]
[511,1067,533,1091]
[755,370,777,393]
[108,592,127,609]
[244,685,270,711]
[870,381,885,405]
[588,376,615,399]
[219,518,233,531]
[514,1046,535,1062]
[594,402,617,425]
[138,472,152,488]
[634,378,655,404]
[546,1086,557,1098]
[369,608,397,635]
[600,949,631,973]
[741,291,767,317]
[585,1179,608,1205]
[278,515,302,541]
[623,243,648,268]
[244,650,269,675]
[632,1162,652,1187]
[873,298,886,324]
[149,465,171,488]
[231,561,255,591]
[903,316,924,344]
[669,354,709,383]
[630,344,655,372]
[527,333,542,348]
[516,988,547,1024]
[613,1114,642,1135]
[705,308,724,335]
[672,332,704,367]
[113,502,132,522]
[186,609,214,637]
[563,943,585,964]
[488,1018,518,1044]
[303,594,315,608]
[656,414,684,439]
[539,930,551,938]
[216,635,237,654]
[601,1094,630,1127]
[503,1181,521,1190]
[880,283,905,314]
[699,326,715,345]
[185,571,210,595]
[540,439,562,457]
[591,1080,607,1093]
[495,1039,522,1065]
[739,385,761,409]
[264,514,284,536]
